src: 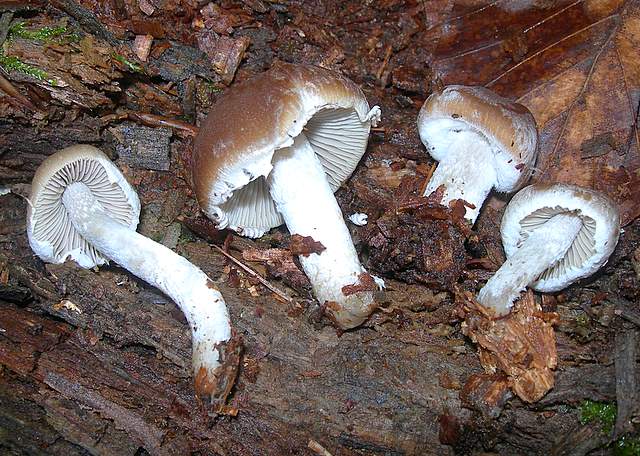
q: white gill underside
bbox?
[32,158,135,265]
[220,108,368,236]
[518,206,596,284]
[478,213,583,315]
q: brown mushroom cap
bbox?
[417,85,538,192]
[192,62,379,237]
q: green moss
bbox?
[0,54,57,85]
[177,227,196,245]
[579,400,617,433]
[112,53,143,74]
[614,436,640,456]
[575,312,590,326]
[578,401,640,455]
[8,21,69,42]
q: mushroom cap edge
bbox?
[500,183,620,292]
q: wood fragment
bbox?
[133,34,153,62]
[110,122,172,171]
[376,44,393,82]
[49,0,117,45]
[614,326,638,437]
[615,306,640,327]
[0,11,14,46]
[197,32,250,85]
[0,72,38,111]
[308,439,333,456]
[461,290,559,403]
[241,0,268,13]
[138,0,156,16]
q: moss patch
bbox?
[613,435,640,456]
[7,21,79,43]
[579,400,617,433]
[0,54,56,85]
[578,400,640,455]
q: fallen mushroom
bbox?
[26,145,240,414]
[417,85,538,224]
[477,183,620,316]
[192,62,381,329]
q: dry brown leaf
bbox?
[429,0,640,225]
[242,247,312,295]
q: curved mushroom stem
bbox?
[423,131,497,224]
[268,134,376,329]
[62,183,240,412]
[477,213,583,316]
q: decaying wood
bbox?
[109,122,172,171]
[1,1,640,454]
[461,290,559,403]
[615,326,638,437]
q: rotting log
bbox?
[1,1,640,454]
[1,183,636,455]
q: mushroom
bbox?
[417,85,538,224]
[26,145,240,412]
[477,183,620,316]
[192,63,381,329]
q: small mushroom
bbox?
[192,63,381,329]
[417,85,538,224]
[26,145,240,413]
[477,183,620,316]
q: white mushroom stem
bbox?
[423,131,497,224]
[268,133,375,329]
[477,213,583,316]
[62,182,233,400]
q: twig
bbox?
[418,163,437,195]
[128,112,199,137]
[376,44,393,82]
[0,72,38,111]
[307,439,333,456]
[211,244,292,303]
[0,11,13,47]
